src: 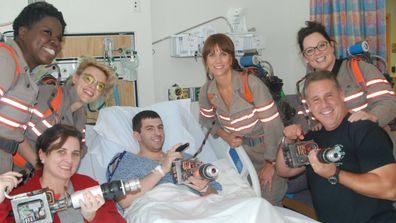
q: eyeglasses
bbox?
[302,41,329,56]
[81,73,106,93]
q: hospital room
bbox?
[0,0,396,222]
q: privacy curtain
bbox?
[310,0,386,59]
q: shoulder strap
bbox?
[239,69,254,104]
[351,58,366,90]
[43,86,63,118]
[106,151,127,181]
[0,42,21,88]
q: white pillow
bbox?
[91,99,217,166]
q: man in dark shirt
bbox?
[276,70,396,223]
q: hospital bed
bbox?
[78,99,319,223]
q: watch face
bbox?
[328,176,337,185]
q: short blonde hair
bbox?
[70,57,117,98]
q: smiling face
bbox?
[133,118,165,153]
[302,32,336,71]
[205,45,233,78]
[39,136,82,181]
[72,66,107,104]
[17,16,63,69]
[305,79,347,131]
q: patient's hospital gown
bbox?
[107,151,222,194]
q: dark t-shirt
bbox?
[305,114,396,223]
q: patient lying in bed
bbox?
[83,101,319,222]
[107,110,221,210]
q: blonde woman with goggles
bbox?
[20,57,116,164]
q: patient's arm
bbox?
[275,147,305,178]
[118,169,166,209]
[118,145,183,209]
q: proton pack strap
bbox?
[239,69,254,103]
[0,43,21,85]
[351,58,366,91]
[13,152,27,167]
[43,86,62,118]
[0,138,20,155]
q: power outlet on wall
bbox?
[132,0,141,13]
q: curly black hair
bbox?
[13,2,66,38]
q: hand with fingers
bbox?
[0,171,22,203]
[283,124,305,143]
[308,149,337,179]
[258,162,275,192]
[224,132,243,148]
[79,191,106,221]
[184,176,210,195]
[348,110,378,123]
[161,144,184,174]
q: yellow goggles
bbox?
[81,73,106,92]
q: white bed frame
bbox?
[206,134,261,197]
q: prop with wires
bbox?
[239,51,296,126]
[345,41,394,87]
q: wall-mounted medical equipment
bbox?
[169,32,265,58]
[170,34,201,57]
[56,32,138,81]
[54,32,139,122]
[168,84,200,102]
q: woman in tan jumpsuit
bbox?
[198,34,287,206]
[297,21,396,158]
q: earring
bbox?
[41,160,45,164]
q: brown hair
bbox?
[35,124,82,168]
[202,33,241,80]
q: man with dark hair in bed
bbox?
[106,110,221,210]
[275,71,396,223]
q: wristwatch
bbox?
[328,167,341,185]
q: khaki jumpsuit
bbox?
[299,59,396,157]
[0,40,38,174]
[337,60,396,158]
[25,84,87,152]
[199,71,287,206]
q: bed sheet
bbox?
[124,159,319,223]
